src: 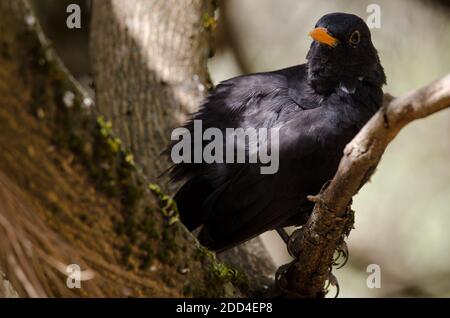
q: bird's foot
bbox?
[276,228,290,244]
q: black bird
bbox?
[166,13,386,252]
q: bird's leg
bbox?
[287,227,305,258]
[276,228,290,244]
[276,227,305,258]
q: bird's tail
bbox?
[174,178,213,231]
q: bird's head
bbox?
[306,13,386,93]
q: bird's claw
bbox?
[275,263,291,293]
[325,270,340,298]
[332,241,349,269]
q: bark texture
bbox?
[90,0,215,181]
[0,0,246,297]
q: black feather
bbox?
[165,13,386,251]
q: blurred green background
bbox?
[31,0,450,297]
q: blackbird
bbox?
[166,13,386,252]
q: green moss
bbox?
[124,153,135,167]
[196,245,215,261]
[210,262,236,280]
[208,261,249,293]
[191,245,249,297]
[148,184,179,224]
[97,116,112,137]
[97,116,122,153]
[202,12,217,31]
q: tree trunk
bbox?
[0,0,246,297]
[90,0,215,182]
[90,0,277,289]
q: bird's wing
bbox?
[168,68,303,183]
[199,107,339,251]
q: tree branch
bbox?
[281,74,450,297]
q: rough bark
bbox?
[0,0,246,297]
[90,0,214,182]
[90,0,277,289]
[281,76,450,297]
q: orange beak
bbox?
[309,27,339,47]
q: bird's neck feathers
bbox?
[306,50,386,96]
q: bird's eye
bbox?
[349,30,360,46]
